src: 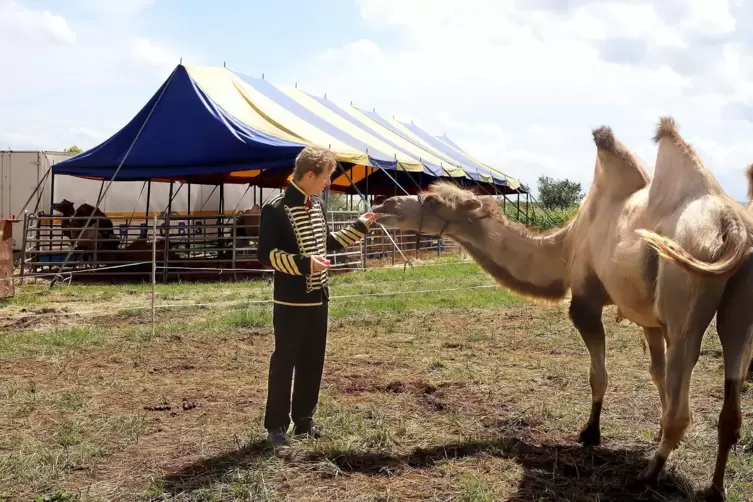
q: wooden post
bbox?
[151,215,157,337]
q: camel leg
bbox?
[639,278,725,484]
[702,258,753,501]
[569,296,607,446]
[643,327,666,442]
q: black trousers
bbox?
[263,299,329,433]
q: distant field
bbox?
[0,256,751,501]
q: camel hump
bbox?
[652,116,679,144]
[746,163,753,203]
[592,126,617,152]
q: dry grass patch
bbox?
[0,260,751,501]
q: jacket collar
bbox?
[284,179,310,207]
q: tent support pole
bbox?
[525,192,530,225]
[393,168,397,265]
[364,167,369,267]
[145,180,152,233]
[49,172,55,253]
[163,179,174,282]
[49,64,179,285]
[217,183,224,240]
[187,181,192,249]
[335,161,410,268]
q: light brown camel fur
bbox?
[235,204,261,244]
[372,117,753,501]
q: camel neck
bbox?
[446,216,570,301]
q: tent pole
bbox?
[364,167,369,266]
[49,172,55,253]
[164,179,174,282]
[49,65,178,287]
[335,161,410,267]
[187,181,192,253]
[525,192,530,225]
[145,180,152,233]
[218,183,225,246]
[393,167,397,265]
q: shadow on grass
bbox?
[159,439,274,494]
[159,435,701,501]
[296,438,698,502]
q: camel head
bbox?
[372,182,496,234]
[51,199,75,216]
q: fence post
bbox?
[151,215,157,338]
[19,212,29,284]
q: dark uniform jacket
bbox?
[257,180,372,306]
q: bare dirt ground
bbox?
[1,267,752,501]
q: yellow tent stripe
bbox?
[278,85,424,172]
[335,102,467,179]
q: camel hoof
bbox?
[577,427,601,446]
[636,467,658,485]
[701,485,725,502]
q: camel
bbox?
[235,204,261,249]
[742,164,753,376]
[51,199,118,254]
[371,117,753,501]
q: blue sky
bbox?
[4,0,753,202]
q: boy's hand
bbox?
[312,255,331,271]
[361,212,379,225]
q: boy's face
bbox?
[305,167,333,194]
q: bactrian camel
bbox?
[372,117,753,501]
[51,199,118,253]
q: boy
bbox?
[257,146,377,446]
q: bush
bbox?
[500,201,578,231]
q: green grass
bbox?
[0,256,751,501]
[0,256,523,358]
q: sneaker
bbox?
[267,429,289,447]
[293,422,325,439]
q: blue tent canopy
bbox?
[52,65,306,182]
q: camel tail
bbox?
[746,163,753,204]
[636,211,750,277]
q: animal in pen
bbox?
[51,199,119,258]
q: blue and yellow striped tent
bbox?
[52,64,527,196]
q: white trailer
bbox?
[1,150,282,250]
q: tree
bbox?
[537,175,584,209]
[64,145,82,153]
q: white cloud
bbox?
[72,0,155,17]
[0,0,203,153]
[293,0,753,202]
[0,0,77,45]
[130,37,181,75]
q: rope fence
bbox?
[1,284,500,322]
